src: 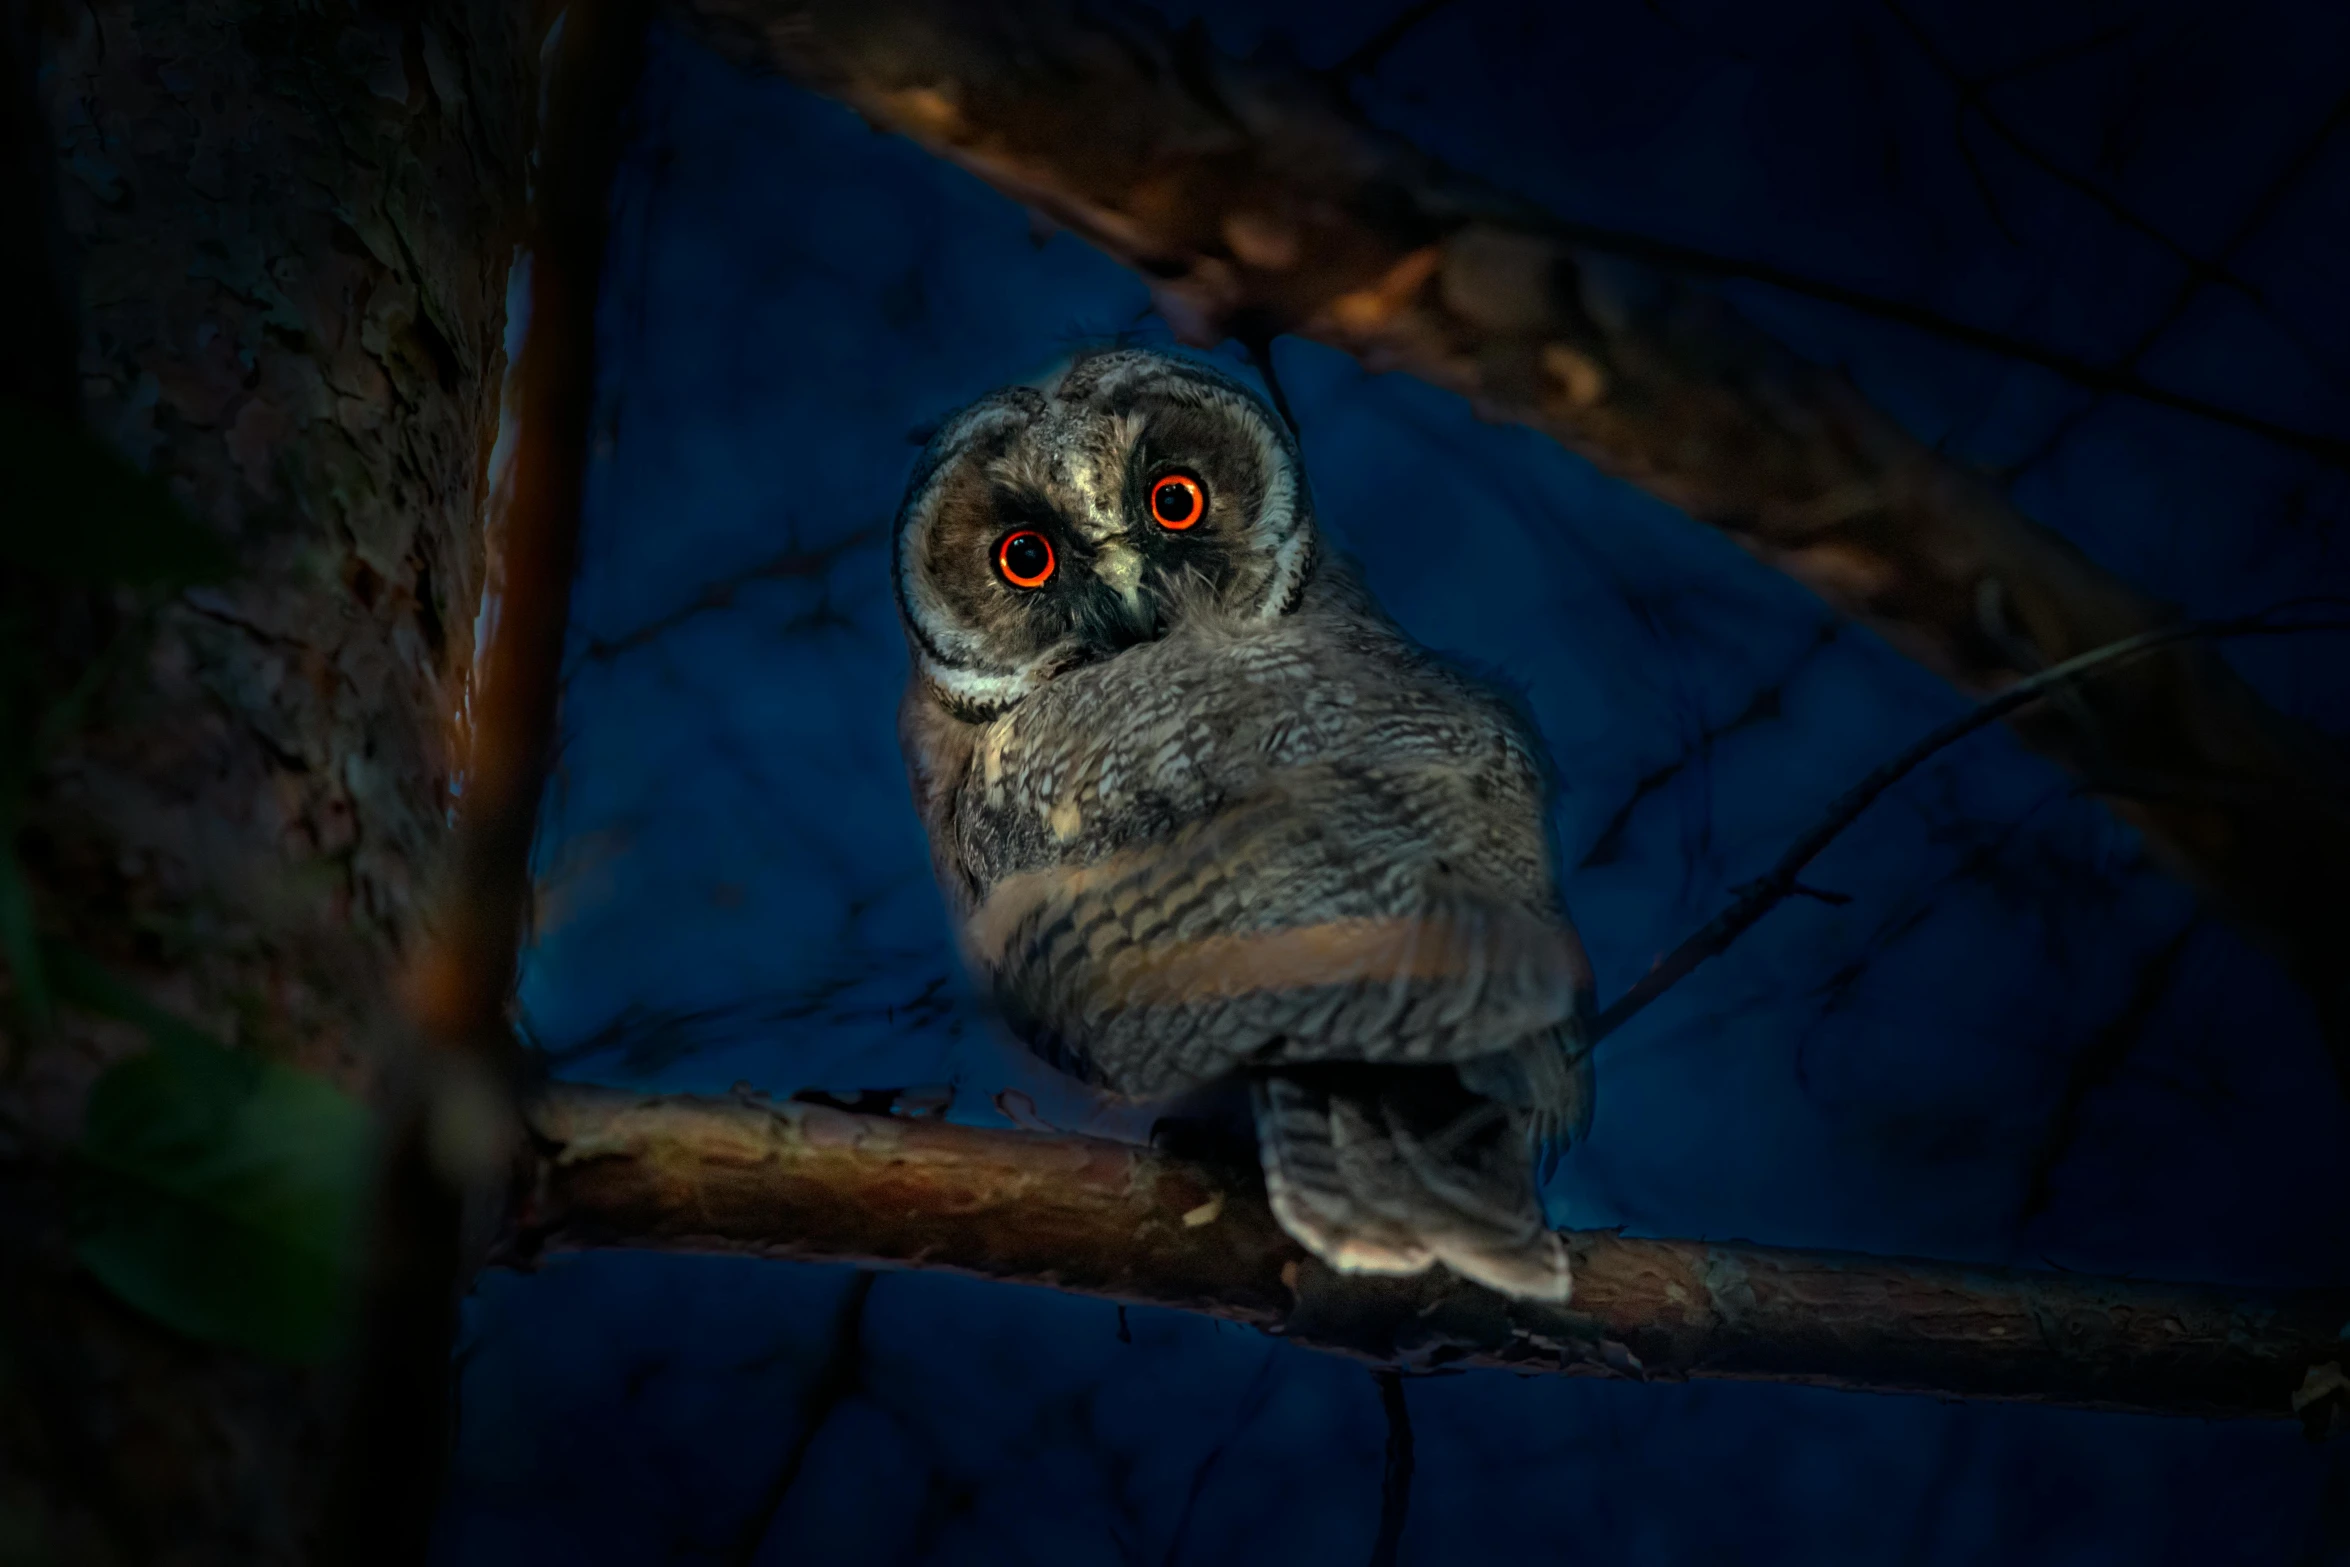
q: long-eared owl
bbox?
[891,348,1594,1300]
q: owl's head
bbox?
[892,348,1316,717]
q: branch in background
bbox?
[1527,216,2346,466]
[1579,620,1843,871]
[1333,0,1459,84]
[505,1085,2350,1425]
[1368,1370,1414,1567]
[571,523,883,668]
[2014,920,2197,1231]
[1999,79,2350,484]
[324,4,652,1559]
[727,1270,874,1565]
[676,0,2350,1059]
[1162,1345,1279,1564]
[1880,0,2332,374]
[1590,610,2350,1044]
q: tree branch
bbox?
[727,1269,873,1565]
[1591,610,2350,1044]
[1368,1369,1413,1567]
[672,0,2350,1057]
[570,523,883,669]
[504,1084,2350,1425]
[2015,919,2196,1231]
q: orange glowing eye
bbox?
[996,529,1055,588]
[1150,472,1205,530]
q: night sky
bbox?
[436,2,2350,1560]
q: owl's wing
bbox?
[965,771,1594,1099]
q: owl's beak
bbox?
[1091,543,1155,639]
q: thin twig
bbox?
[2002,79,2350,485]
[1580,621,1842,870]
[2015,919,2198,1229]
[1880,1,2293,332]
[1590,608,2350,1045]
[727,1270,876,1565]
[571,524,883,668]
[1159,1348,1281,1567]
[1332,0,1458,80]
[1533,214,2350,467]
[1368,1370,1414,1567]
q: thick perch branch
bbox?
[675,0,2350,1037]
[509,1085,2350,1423]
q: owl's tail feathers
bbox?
[1251,1065,1571,1302]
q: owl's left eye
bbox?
[1149,472,1205,530]
[996,529,1056,589]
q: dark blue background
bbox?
[438,3,2350,1559]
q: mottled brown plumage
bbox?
[892,348,1593,1299]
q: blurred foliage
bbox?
[62,945,373,1363]
[0,411,234,587]
[2,405,372,1363]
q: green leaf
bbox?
[0,411,234,587]
[59,951,373,1363]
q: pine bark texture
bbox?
[514,1085,2350,1424]
[2,1,528,1559]
[678,0,2350,1041]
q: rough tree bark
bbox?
[513,1085,2350,1426]
[676,0,2350,1049]
[1,1,528,1559]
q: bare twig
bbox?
[677,0,2350,1060]
[505,1084,2350,1422]
[1880,0,2340,393]
[1590,609,2350,1045]
[1579,621,1842,870]
[571,524,884,668]
[324,3,653,1560]
[2001,78,2350,484]
[1522,214,2348,465]
[2015,920,2197,1230]
[1368,1370,1414,1567]
[1159,1348,1280,1567]
[1333,0,1459,81]
[727,1270,875,1565]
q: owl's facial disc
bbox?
[894,350,1315,719]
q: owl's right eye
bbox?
[996,529,1056,589]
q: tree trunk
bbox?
[1,0,529,1558]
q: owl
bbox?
[891,348,1594,1300]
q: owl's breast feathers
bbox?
[909,583,1591,1100]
